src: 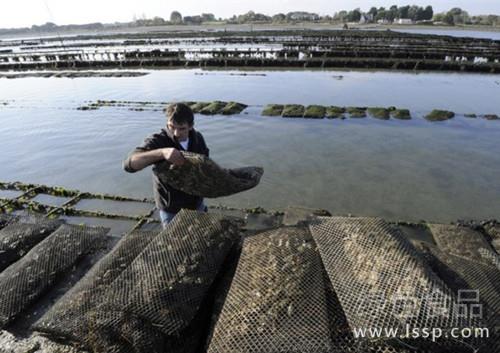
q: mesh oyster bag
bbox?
[0,224,108,328]
[483,222,500,240]
[308,217,474,349]
[207,226,335,353]
[0,219,62,272]
[420,244,500,317]
[33,229,158,343]
[0,213,18,230]
[427,224,496,265]
[483,222,500,253]
[156,151,263,198]
[322,271,426,353]
[71,210,241,353]
[417,244,500,353]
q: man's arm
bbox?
[124,147,185,173]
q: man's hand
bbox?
[161,148,186,166]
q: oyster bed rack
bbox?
[0,181,158,232]
[1,30,499,73]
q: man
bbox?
[123,103,209,228]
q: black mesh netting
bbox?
[36,210,241,353]
[155,151,263,198]
[0,224,108,328]
[322,271,427,353]
[419,244,500,316]
[0,218,62,272]
[417,243,500,353]
[33,229,158,343]
[427,224,496,265]
[308,217,477,350]
[206,226,428,353]
[483,222,500,253]
[207,226,335,353]
[0,213,18,230]
[483,222,500,241]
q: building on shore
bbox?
[395,18,414,25]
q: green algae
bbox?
[325,106,345,119]
[346,107,367,118]
[246,206,267,214]
[221,102,248,115]
[282,104,305,118]
[346,107,367,112]
[391,109,412,120]
[190,102,210,113]
[303,105,326,119]
[199,101,227,115]
[425,110,455,122]
[367,107,390,120]
[262,104,284,116]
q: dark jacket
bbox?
[123,128,209,213]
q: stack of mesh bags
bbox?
[34,209,241,353]
[208,223,436,353]
[308,217,482,352]
[0,223,108,328]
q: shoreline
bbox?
[1,23,500,41]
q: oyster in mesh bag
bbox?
[156,151,263,198]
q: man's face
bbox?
[167,119,192,142]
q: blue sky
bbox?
[2,0,499,28]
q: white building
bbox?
[395,18,413,25]
[359,13,375,24]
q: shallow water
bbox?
[392,28,500,40]
[0,69,499,222]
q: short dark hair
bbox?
[166,103,194,126]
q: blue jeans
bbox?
[159,200,207,229]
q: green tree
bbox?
[398,5,410,19]
[444,8,468,25]
[170,11,182,24]
[334,10,348,22]
[423,6,433,20]
[433,13,445,22]
[152,17,166,25]
[386,6,398,22]
[347,9,361,22]
[407,5,419,21]
[201,13,216,22]
[375,10,387,21]
[415,7,426,21]
[272,13,286,23]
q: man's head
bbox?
[165,103,194,142]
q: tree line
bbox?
[150,7,498,26]
[338,5,434,23]
[0,6,498,35]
